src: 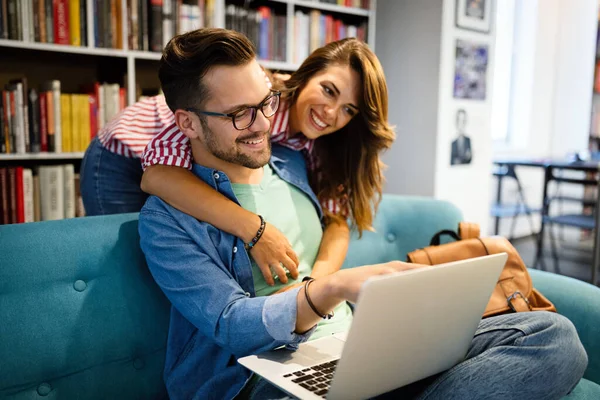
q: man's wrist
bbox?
[236,210,262,242]
[313,274,344,304]
[245,215,266,251]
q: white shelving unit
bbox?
[1,0,376,163]
[0,153,85,161]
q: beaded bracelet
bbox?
[245,215,266,251]
[304,278,334,320]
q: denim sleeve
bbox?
[139,206,314,357]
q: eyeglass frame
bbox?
[185,90,281,131]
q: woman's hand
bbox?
[250,223,300,286]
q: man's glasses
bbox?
[186,91,281,131]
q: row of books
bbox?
[0,0,215,51]
[1,79,125,155]
[0,164,84,225]
[225,5,286,62]
[318,0,371,9]
[1,0,89,45]
[0,1,370,52]
[294,9,367,64]
[130,0,216,52]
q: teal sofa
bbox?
[0,195,599,399]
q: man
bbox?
[138,28,587,400]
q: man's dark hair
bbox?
[159,28,256,112]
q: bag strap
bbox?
[498,278,532,312]
[429,230,460,246]
[429,222,481,246]
[458,222,480,239]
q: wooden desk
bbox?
[494,158,600,286]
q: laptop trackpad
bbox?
[248,335,346,371]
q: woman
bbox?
[139,37,395,286]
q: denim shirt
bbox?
[138,145,323,400]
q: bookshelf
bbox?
[0,0,376,224]
[1,0,376,117]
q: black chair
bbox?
[536,170,597,274]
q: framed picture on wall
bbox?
[455,0,492,33]
[453,39,489,100]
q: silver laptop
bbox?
[238,253,508,400]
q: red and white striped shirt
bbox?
[97,95,174,158]
[99,95,346,216]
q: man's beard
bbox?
[203,124,271,169]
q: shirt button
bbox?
[244,292,251,297]
[233,246,238,253]
[213,173,220,180]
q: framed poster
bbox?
[455,0,492,34]
[453,39,488,100]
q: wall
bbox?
[375,0,443,197]
[550,1,597,156]
[433,0,496,233]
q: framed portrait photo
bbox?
[455,0,493,34]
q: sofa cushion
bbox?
[530,269,600,385]
[0,213,170,399]
[564,378,600,399]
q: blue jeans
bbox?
[80,137,148,215]
[245,312,588,400]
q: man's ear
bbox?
[174,110,202,140]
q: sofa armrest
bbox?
[530,269,600,385]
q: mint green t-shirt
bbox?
[232,164,352,340]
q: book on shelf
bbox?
[0,163,84,225]
[1,79,124,155]
[23,167,34,222]
[28,88,41,153]
[0,168,8,224]
[39,164,64,220]
[0,97,5,153]
[63,163,75,219]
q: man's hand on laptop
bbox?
[328,261,426,303]
[250,223,300,286]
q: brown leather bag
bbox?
[406,222,556,318]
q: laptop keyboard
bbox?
[282,359,338,398]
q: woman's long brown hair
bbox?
[276,38,395,235]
